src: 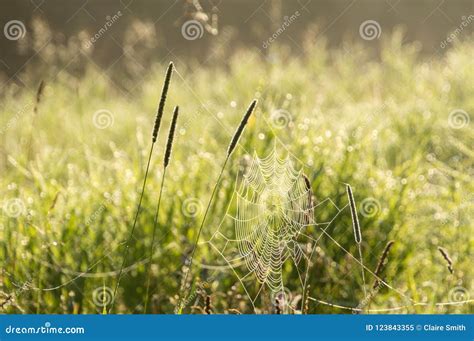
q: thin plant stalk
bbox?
[177,156,229,312]
[110,62,173,312]
[143,166,166,313]
[177,99,257,312]
[300,174,314,313]
[144,106,179,313]
[110,144,155,312]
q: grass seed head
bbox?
[302,173,314,224]
[152,62,174,143]
[373,240,395,288]
[275,298,281,314]
[227,99,257,156]
[303,284,311,314]
[438,246,454,274]
[34,80,45,114]
[164,106,179,168]
[302,173,313,207]
[205,295,212,314]
[346,184,362,244]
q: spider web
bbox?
[231,148,308,292]
[198,146,350,311]
[196,143,473,313]
[8,143,473,313]
[4,65,473,313]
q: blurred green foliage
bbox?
[0,31,472,314]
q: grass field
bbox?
[0,32,473,314]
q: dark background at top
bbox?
[0,0,473,80]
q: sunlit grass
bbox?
[0,33,472,314]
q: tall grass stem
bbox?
[143,166,167,313]
[178,156,229,311]
[110,143,155,312]
[178,99,256,311]
[144,106,179,313]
